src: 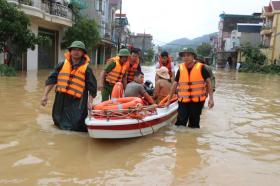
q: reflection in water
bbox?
[0,68,280,185]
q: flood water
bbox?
[0,66,279,186]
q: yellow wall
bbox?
[273,14,280,62]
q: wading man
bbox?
[166,48,214,128]
[41,41,97,132]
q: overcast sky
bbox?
[122,0,269,45]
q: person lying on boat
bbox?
[41,41,97,132]
[124,71,154,105]
[100,49,130,101]
[153,66,172,103]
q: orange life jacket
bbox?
[56,52,90,99]
[105,57,127,84]
[177,62,207,103]
[127,58,140,83]
[159,55,173,77]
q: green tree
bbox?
[0,0,45,53]
[144,48,154,65]
[240,43,266,65]
[196,43,212,57]
[61,16,100,50]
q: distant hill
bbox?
[162,32,218,49]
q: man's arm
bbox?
[41,84,55,106]
[206,78,214,108]
[41,62,64,106]
[143,92,154,105]
[99,70,106,91]
[165,81,178,107]
[171,62,175,82]
[153,81,160,100]
[122,74,128,89]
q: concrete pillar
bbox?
[0,53,4,64]
[103,45,106,64]
[27,23,38,71]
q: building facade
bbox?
[82,0,122,64]
[261,0,280,63]
[128,33,153,52]
[3,0,73,71]
[216,13,262,67]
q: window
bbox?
[96,0,102,12]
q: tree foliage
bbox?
[144,48,154,65]
[196,42,212,57]
[0,0,45,53]
[240,43,267,65]
[61,16,100,50]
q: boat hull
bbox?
[86,102,178,139]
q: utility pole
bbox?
[117,0,122,52]
[142,29,146,63]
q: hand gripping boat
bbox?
[85,97,178,139]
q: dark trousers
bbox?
[175,101,205,128]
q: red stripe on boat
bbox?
[87,110,177,130]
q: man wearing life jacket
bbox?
[41,41,97,132]
[126,48,141,83]
[156,51,175,81]
[100,49,130,101]
[166,48,214,128]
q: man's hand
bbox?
[99,84,104,91]
[165,100,171,108]
[41,95,48,107]
[208,98,214,109]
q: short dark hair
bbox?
[134,71,144,77]
[160,51,169,57]
[131,48,139,55]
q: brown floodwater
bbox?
[0,66,279,186]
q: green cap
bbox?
[118,49,130,56]
[68,41,86,53]
[179,47,196,57]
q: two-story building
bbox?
[5,0,73,71]
[216,13,262,67]
[261,0,280,63]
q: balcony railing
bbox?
[11,0,73,20]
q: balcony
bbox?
[261,22,273,35]
[8,0,73,27]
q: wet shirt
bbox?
[124,81,146,97]
[174,63,210,82]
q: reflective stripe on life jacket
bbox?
[177,62,207,103]
[105,57,127,84]
[56,52,90,99]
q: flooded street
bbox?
[0,66,280,186]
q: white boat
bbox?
[85,102,178,139]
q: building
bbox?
[128,33,153,52]
[261,0,280,63]
[216,13,262,67]
[82,0,122,64]
[236,23,263,62]
[115,13,130,48]
[3,0,73,71]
